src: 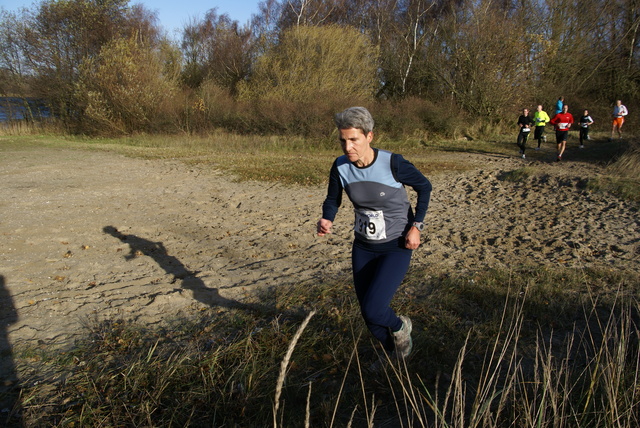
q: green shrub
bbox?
[238,25,378,104]
[75,36,180,135]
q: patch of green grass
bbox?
[0,133,496,187]
[497,167,535,182]
[5,133,639,199]
[586,142,640,202]
[415,135,516,156]
[588,176,640,202]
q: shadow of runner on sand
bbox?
[0,275,24,427]
[103,226,268,314]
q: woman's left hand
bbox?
[405,227,421,250]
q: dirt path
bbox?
[0,145,638,355]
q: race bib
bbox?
[354,210,387,240]
[522,127,530,132]
[558,122,569,128]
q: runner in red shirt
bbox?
[550,104,574,161]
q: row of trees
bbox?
[1,0,638,136]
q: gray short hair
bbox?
[334,107,374,134]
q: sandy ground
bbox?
[0,143,638,385]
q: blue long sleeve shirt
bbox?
[321,149,432,235]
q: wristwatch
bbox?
[412,222,424,231]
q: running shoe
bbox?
[392,315,413,358]
[522,154,526,159]
[579,145,584,148]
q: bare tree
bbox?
[181,9,253,93]
[0,10,29,95]
[428,0,536,116]
[397,0,436,95]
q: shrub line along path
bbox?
[0,144,638,370]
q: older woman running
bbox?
[317,107,432,359]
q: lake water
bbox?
[0,97,51,122]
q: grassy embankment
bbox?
[1,130,639,427]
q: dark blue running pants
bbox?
[352,243,412,351]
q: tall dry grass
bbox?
[608,144,640,180]
[588,141,640,201]
[0,119,63,136]
[6,266,639,427]
[415,290,640,428]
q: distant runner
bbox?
[550,104,574,161]
[533,105,550,150]
[516,108,534,159]
[578,110,594,148]
[610,100,628,140]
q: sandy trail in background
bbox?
[0,146,638,355]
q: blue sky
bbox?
[1,0,260,38]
